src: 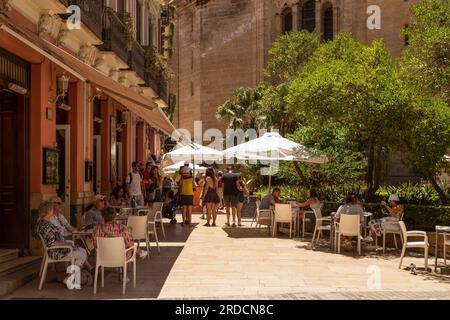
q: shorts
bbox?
[179,195,193,206]
[238,192,245,203]
[223,194,239,207]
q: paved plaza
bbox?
[6,213,450,300]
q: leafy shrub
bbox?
[375,182,442,206]
[321,201,450,231]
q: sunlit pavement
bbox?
[6,212,450,300]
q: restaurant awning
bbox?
[0,20,176,135]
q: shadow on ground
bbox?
[6,222,197,300]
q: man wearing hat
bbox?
[84,194,106,228]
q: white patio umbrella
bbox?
[223,132,327,189]
[163,161,207,174]
[163,143,223,177]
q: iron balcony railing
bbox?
[129,41,145,80]
[59,0,104,40]
[99,8,129,67]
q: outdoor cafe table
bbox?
[434,225,450,272]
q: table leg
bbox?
[435,231,438,273]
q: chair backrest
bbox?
[399,221,407,241]
[274,203,292,222]
[96,237,126,267]
[127,215,148,240]
[137,208,150,216]
[339,214,361,236]
[152,202,163,213]
[313,207,323,227]
[38,234,48,255]
[147,208,158,224]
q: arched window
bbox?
[301,0,316,32]
[323,3,333,41]
[281,8,293,34]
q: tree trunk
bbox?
[365,143,376,201]
[293,162,309,187]
[429,176,449,205]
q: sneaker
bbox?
[232,223,236,227]
[363,236,374,242]
[212,223,216,227]
[139,250,148,259]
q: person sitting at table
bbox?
[84,195,106,229]
[334,193,364,221]
[36,201,92,286]
[49,196,78,237]
[109,185,128,207]
[296,189,320,231]
[259,188,281,210]
[92,206,148,259]
[366,194,404,243]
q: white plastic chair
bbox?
[38,234,74,290]
[311,207,333,247]
[302,203,324,237]
[254,200,272,234]
[127,215,150,259]
[335,214,361,255]
[382,211,404,254]
[152,202,166,239]
[398,221,429,270]
[272,204,293,238]
[147,208,160,252]
[93,237,137,295]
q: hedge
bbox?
[320,202,450,231]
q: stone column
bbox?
[292,3,299,31]
[136,122,146,164]
[315,0,322,37]
[68,80,90,227]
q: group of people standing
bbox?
[177,164,250,227]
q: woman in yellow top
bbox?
[179,165,195,226]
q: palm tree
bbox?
[216,86,264,130]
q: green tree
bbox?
[399,0,450,204]
[287,34,407,200]
[216,86,265,130]
[401,0,450,103]
[265,30,320,84]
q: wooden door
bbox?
[0,89,28,251]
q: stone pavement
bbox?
[5,213,450,300]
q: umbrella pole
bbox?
[268,162,272,191]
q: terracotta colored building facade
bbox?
[0,0,174,255]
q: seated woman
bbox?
[36,201,92,285]
[109,185,128,208]
[367,194,404,242]
[92,206,148,259]
[296,189,320,231]
[334,194,364,221]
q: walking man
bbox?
[126,161,144,206]
[221,166,241,227]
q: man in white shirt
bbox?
[49,196,77,237]
[126,161,144,206]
